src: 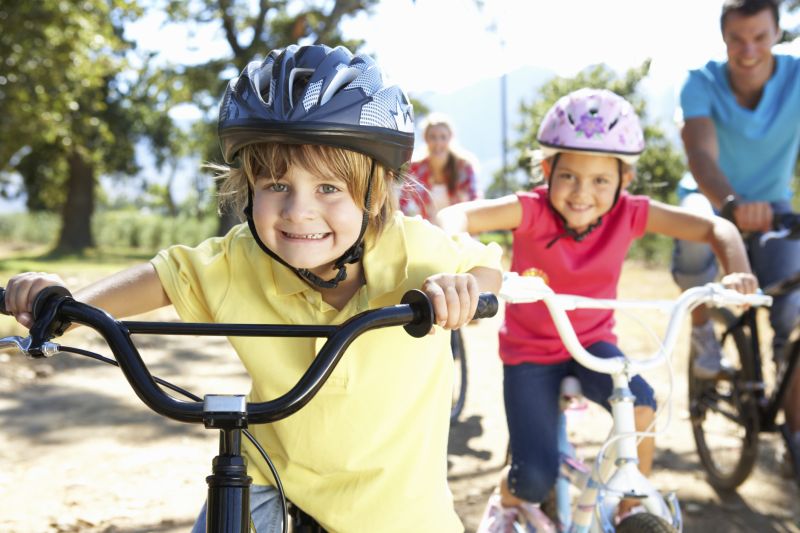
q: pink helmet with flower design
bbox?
[537,88,645,164]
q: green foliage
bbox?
[0,0,144,195]
[0,211,60,245]
[0,211,217,253]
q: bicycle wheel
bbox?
[616,512,677,533]
[450,329,468,422]
[688,307,760,490]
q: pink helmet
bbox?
[537,88,645,164]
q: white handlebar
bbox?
[499,273,772,376]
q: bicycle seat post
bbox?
[203,395,252,533]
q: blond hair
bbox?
[211,143,400,236]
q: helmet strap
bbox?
[244,160,376,290]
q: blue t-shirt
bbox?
[680,54,800,202]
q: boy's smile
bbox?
[252,164,363,278]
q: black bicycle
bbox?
[0,286,497,533]
[688,212,800,490]
[450,329,467,422]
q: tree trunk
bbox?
[55,150,95,253]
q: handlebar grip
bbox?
[474,293,499,319]
[31,285,73,320]
[0,287,7,315]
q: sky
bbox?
[126,0,735,113]
[5,1,799,211]
[342,0,728,96]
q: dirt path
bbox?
[1,262,798,532]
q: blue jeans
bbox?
[191,484,283,533]
[503,341,657,503]
[671,192,800,355]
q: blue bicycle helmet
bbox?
[217,44,415,289]
[218,44,414,170]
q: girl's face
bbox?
[424,124,452,160]
[547,152,632,233]
[252,164,363,278]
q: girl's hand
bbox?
[4,272,68,329]
[720,272,759,295]
[421,273,480,333]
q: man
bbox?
[672,0,800,464]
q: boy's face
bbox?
[547,152,632,233]
[252,164,363,277]
[723,8,779,90]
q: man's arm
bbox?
[682,117,731,208]
[682,116,772,231]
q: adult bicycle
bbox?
[688,212,800,490]
[0,285,498,533]
[499,272,771,533]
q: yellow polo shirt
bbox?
[151,213,501,533]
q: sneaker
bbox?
[517,501,556,532]
[691,321,725,379]
[477,494,519,533]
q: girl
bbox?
[4,44,502,533]
[400,112,480,221]
[436,88,757,532]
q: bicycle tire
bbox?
[450,329,468,422]
[688,307,760,490]
[615,512,677,533]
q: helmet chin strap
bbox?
[545,155,623,249]
[244,160,375,289]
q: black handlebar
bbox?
[0,286,498,426]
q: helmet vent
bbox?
[320,66,361,105]
[249,60,274,106]
[288,68,315,109]
[608,117,619,130]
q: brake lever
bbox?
[0,335,60,359]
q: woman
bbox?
[401,113,480,221]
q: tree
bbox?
[159,0,380,234]
[0,0,157,253]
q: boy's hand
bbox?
[720,272,758,295]
[4,272,67,329]
[421,273,479,332]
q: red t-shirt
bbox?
[499,186,650,365]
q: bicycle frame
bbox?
[0,286,498,533]
[723,270,800,433]
[499,273,772,533]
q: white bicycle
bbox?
[498,273,772,533]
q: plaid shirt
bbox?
[400,157,479,220]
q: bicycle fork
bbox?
[204,395,252,533]
[565,375,682,533]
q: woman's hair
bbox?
[211,143,400,236]
[420,113,472,194]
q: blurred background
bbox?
[2,0,800,262]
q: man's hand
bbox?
[733,201,773,232]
